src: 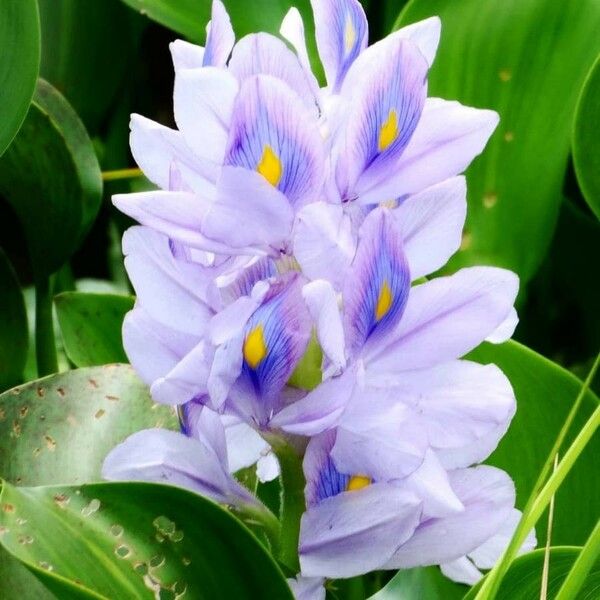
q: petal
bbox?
[384,465,516,569]
[173,66,239,165]
[336,39,428,200]
[366,98,499,201]
[202,0,235,67]
[468,508,536,569]
[270,366,357,435]
[220,414,273,475]
[237,275,312,424]
[388,16,441,67]
[256,452,280,482]
[486,307,519,343]
[440,557,483,586]
[394,176,467,280]
[150,340,213,406]
[179,402,228,469]
[113,190,211,246]
[129,114,213,192]
[170,39,205,71]
[310,0,368,91]
[102,428,254,506]
[123,226,215,335]
[293,202,355,290]
[228,33,319,111]
[224,74,325,206]
[362,359,516,468]
[201,166,295,252]
[280,8,313,76]
[365,266,519,372]
[123,306,198,385]
[287,576,325,600]
[403,449,464,519]
[343,208,411,356]
[302,279,346,372]
[299,482,421,578]
[332,398,427,481]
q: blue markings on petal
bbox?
[312,0,368,91]
[344,208,411,355]
[225,75,324,206]
[240,275,311,419]
[202,0,235,67]
[338,39,429,200]
[316,455,350,503]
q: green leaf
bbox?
[0,480,293,600]
[37,0,141,134]
[464,547,600,599]
[368,566,465,600]
[0,250,28,392]
[0,79,102,278]
[0,365,178,598]
[0,0,40,156]
[573,53,600,220]
[55,292,134,368]
[470,341,600,545]
[0,365,177,487]
[396,0,600,283]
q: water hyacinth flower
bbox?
[114,0,498,265]
[105,0,535,593]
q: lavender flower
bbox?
[106,0,534,594]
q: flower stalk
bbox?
[34,274,57,377]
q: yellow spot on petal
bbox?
[378,109,399,152]
[243,325,267,369]
[344,14,356,54]
[346,474,371,492]
[375,280,393,322]
[257,145,282,187]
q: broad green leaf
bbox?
[464,547,600,599]
[0,365,177,598]
[0,0,40,156]
[0,480,293,600]
[573,53,600,220]
[55,292,134,367]
[396,0,600,283]
[0,79,102,278]
[470,341,600,545]
[0,250,28,392]
[38,0,141,134]
[368,566,464,600]
[0,365,177,487]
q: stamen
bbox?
[378,109,399,152]
[257,145,283,187]
[375,280,393,322]
[243,325,268,369]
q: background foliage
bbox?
[0,0,598,598]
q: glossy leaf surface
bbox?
[0,480,293,600]
[396,0,600,283]
[55,292,134,368]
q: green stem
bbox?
[268,436,306,573]
[555,519,600,600]
[101,167,143,181]
[35,275,58,377]
[233,501,281,555]
[476,398,600,599]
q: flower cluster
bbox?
[105,0,535,594]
